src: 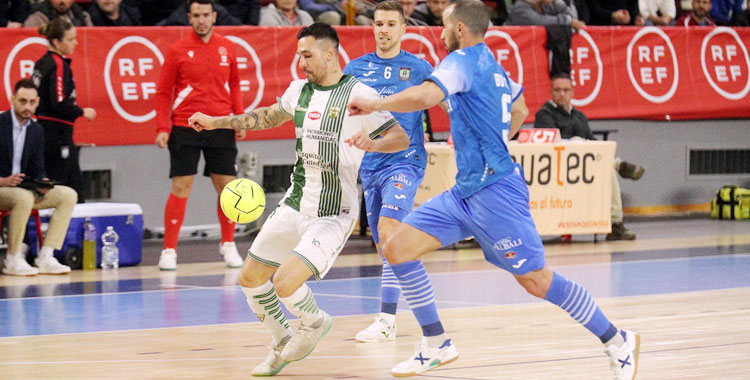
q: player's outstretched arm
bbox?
[348,81,444,116]
[188,104,292,132]
[509,94,529,139]
[345,123,410,153]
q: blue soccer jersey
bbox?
[344,50,433,170]
[429,42,523,198]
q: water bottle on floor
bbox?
[82,218,97,270]
[101,226,119,270]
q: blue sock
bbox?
[389,260,444,336]
[545,272,618,343]
[381,260,400,315]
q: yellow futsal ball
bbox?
[220,178,266,224]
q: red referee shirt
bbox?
[154,31,244,133]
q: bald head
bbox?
[444,0,490,37]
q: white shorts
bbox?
[248,204,357,280]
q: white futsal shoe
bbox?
[605,329,641,380]
[158,248,177,271]
[281,312,332,362]
[392,337,459,377]
[35,255,71,274]
[355,317,396,342]
[3,252,38,276]
[219,242,243,268]
[252,336,291,377]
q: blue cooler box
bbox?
[29,203,144,267]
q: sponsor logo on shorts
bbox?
[512,259,527,269]
[394,194,406,200]
[494,237,523,251]
[382,204,399,211]
[394,183,404,190]
[389,174,413,186]
[308,111,321,120]
[505,251,516,259]
[341,207,350,215]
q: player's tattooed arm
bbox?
[188,105,291,132]
[215,105,292,131]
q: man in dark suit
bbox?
[0,78,77,276]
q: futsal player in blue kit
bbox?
[347,1,641,378]
[343,1,436,343]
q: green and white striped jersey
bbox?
[278,75,397,217]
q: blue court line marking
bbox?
[1,253,750,337]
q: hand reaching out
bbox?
[347,97,375,116]
[188,112,216,132]
[345,130,377,152]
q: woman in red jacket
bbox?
[32,18,96,199]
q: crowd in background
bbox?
[2,0,748,29]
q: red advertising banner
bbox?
[1,26,748,146]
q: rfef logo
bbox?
[227,36,265,111]
[701,27,750,100]
[3,37,48,103]
[104,36,164,123]
[570,30,602,107]
[626,27,679,103]
[485,30,523,84]
[402,33,441,68]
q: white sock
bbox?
[38,246,55,259]
[379,312,396,326]
[241,282,293,345]
[427,333,448,347]
[279,284,323,327]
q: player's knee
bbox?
[170,182,192,198]
[272,276,302,298]
[237,269,265,288]
[381,238,407,265]
[521,281,547,298]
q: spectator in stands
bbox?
[88,0,142,26]
[412,0,450,25]
[534,74,645,241]
[297,0,370,25]
[24,0,93,28]
[1,79,77,276]
[586,0,644,25]
[506,0,585,77]
[710,0,748,25]
[135,0,182,25]
[260,0,314,25]
[397,0,428,25]
[640,0,676,25]
[675,0,716,24]
[1,0,30,27]
[156,1,244,25]
[220,0,261,25]
[33,18,96,200]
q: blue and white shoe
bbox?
[392,337,459,377]
[605,329,641,380]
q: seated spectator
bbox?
[133,0,182,26]
[297,0,370,25]
[157,0,242,26]
[586,0,644,25]
[220,0,261,25]
[1,0,30,27]
[710,0,748,25]
[506,0,585,77]
[1,79,77,276]
[640,0,676,25]
[260,0,314,25]
[534,74,645,241]
[676,0,716,24]
[24,0,93,28]
[412,0,450,25]
[87,0,142,26]
[397,0,427,25]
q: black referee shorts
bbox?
[167,126,238,178]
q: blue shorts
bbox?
[403,167,546,275]
[361,163,425,244]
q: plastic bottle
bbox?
[82,217,97,270]
[101,226,119,270]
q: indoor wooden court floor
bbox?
[1,219,749,380]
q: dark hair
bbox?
[449,0,490,36]
[375,1,406,23]
[297,23,339,49]
[187,0,214,11]
[38,18,73,43]
[14,78,37,94]
[550,73,572,82]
